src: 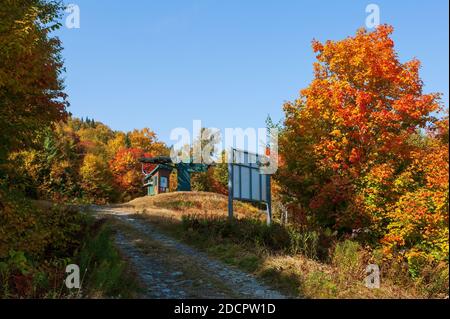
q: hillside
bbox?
[111,191,265,220]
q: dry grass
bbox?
[109,191,264,220]
[258,254,422,299]
[132,216,424,298]
[104,192,426,299]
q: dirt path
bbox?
[93,208,287,299]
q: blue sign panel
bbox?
[228,148,272,224]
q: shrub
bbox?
[286,226,319,259]
[416,262,449,298]
[0,183,139,298]
[303,271,338,298]
[331,240,365,283]
[0,185,87,260]
[181,214,319,256]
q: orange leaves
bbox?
[311,39,324,55]
[299,25,442,170]
[330,129,342,137]
[311,25,416,96]
[277,25,448,262]
[382,187,449,262]
[355,91,372,114]
[374,129,449,262]
[348,148,361,164]
[128,128,162,153]
[368,163,395,185]
[392,94,440,123]
[108,147,155,200]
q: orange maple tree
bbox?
[277,25,448,265]
[109,147,156,200]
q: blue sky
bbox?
[57,0,449,145]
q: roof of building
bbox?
[144,163,174,181]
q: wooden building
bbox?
[143,164,173,196]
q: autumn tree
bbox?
[75,120,115,157]
[109,148,146,201]
[7,121,84,201]
[0,0,67,165]
[9,116,170,204]
[277,25,447,262]
[211,150,229,195]
[381,119,449,267]
[80,153,117,203]
[107,132,128,157]
[128,128,168,155]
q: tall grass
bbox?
[176,213,448,298]
[181,214,319,258]
[77,221,141,298]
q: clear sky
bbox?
[57,0,449,145]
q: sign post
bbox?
[266,175,272,225]
[228,150,234,220]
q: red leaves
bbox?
[278,25,448,252]
[348,148,360,164]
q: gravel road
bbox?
[94,208,287,299]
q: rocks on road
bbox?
[94,208,287,299]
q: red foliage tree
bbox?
[277,25,447,264]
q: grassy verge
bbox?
[134,212,444,299]
[74,218,142,298]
